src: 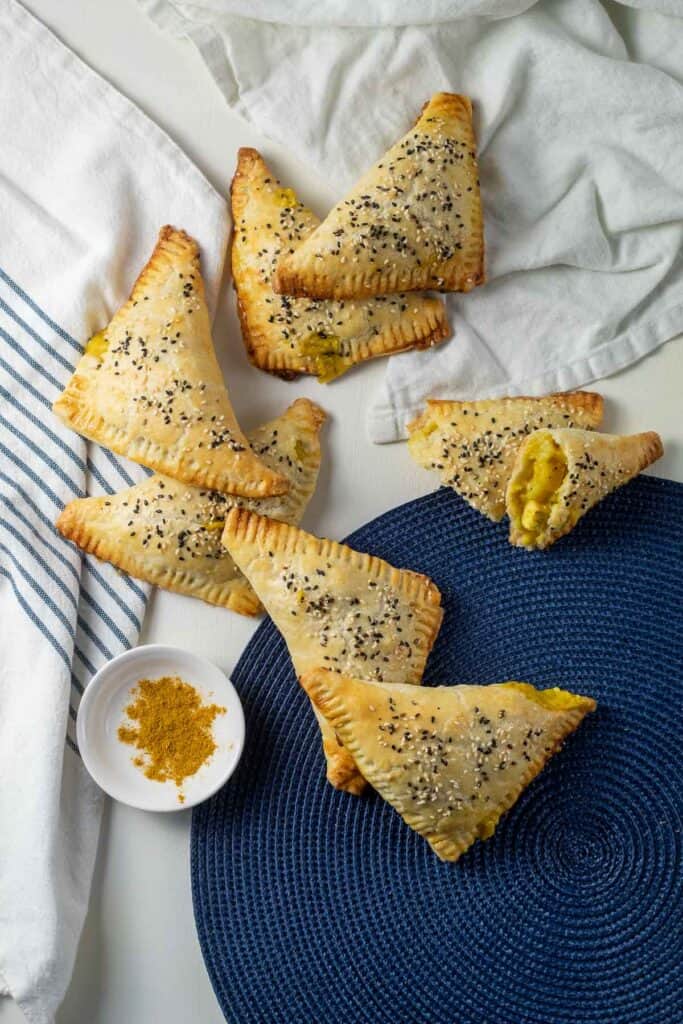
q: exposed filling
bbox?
[411,419,438,442]
[274,187,298,208]
[508,434,567,545]
[502,682,589,712]
[299,331,348,383]
[85,331,109,360]
[202,519,226,532]
[475,811,504,840]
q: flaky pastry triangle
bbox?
[507,428,663,549]
[301,669,595,862]
[56,399,325,615]
[274,94,485,300]
[407,392,603,521]
[221,509,443,794]
[53,226,287,497]
[231,149,449,381]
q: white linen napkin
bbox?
[0,3,228,1022]
[140,0,683,441]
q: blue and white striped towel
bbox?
[0,3,228,1022]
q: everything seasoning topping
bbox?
[561,449,603,515]
[112,417,311,559]
[310,126,477,275]
[436,412,577,508]
[523,432,653,545]
[504,427,663,550]
[118,675,225,803]
[561,448,620,507]
[302,675,595,861]
[272,101,482,296]
[408,397,603,520]
[374,691,551,820]
[91,256,244,451]
[274,564,423,684]
[236,161,440,380]
[116,480,232,560]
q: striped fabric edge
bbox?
[0,265,150,754]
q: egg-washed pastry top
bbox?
[221,507,443,794]
[53,226,287,498]
[507,427,663,550]
[302,669,596,863]
[407,391,604,522]
[56,398,325,616]
[231,148,449,382]
[274,93,485,300]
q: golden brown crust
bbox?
[230,148,450,381]
[507,427,663,549]
[221,508,444,793]
[274,94,485,300]
[56,398,326,616]
[57,500,262,615]
[302,669,596,862]
[221,508,444,639]
[53,225,288,497]
[318,708,368,795]
[407,391,604,522]
[420,93,473,121]
[411,391,603,422]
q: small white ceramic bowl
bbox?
[77,644,245,812]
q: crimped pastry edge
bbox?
[56,396,327,615]
[222,507,445,795]
[407,391,605,435]
[56,502,263,615]
[221,506,444,656]
[301,669,596,862]
[273,93,485,300]
[230,148,451,376]
[53,225,289,498]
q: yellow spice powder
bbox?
[118,675,225,802]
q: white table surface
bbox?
[2,2,682,1022]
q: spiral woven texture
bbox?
[192,476,683,1024]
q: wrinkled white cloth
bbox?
[139,0,683,440]
[0,3,228,1022]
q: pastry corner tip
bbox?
[289,396,328,429]
[643,430,664,465]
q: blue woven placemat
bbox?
[192,476,683,1024]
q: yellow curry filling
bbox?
[410,420,438,444]
[508,434,567,545]
[274,187,298,208]
[294,439,308,462]
[203,519,226,532]
[470,681,594,841]
[476,809,504,841]
[300,332,349,384]
[501,682,594,712]
[85,331,109,360]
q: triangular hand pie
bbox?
[231,148,449,382]
[221,509,443,793]
[53,226,288,497]
[301,669,596,863]
[408,392,604,521]
[56,399,325,616]
[274,94,485,300]
[507,428,663,549]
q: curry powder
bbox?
[118,675,225,801]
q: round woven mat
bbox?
[192,476,683,1024]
